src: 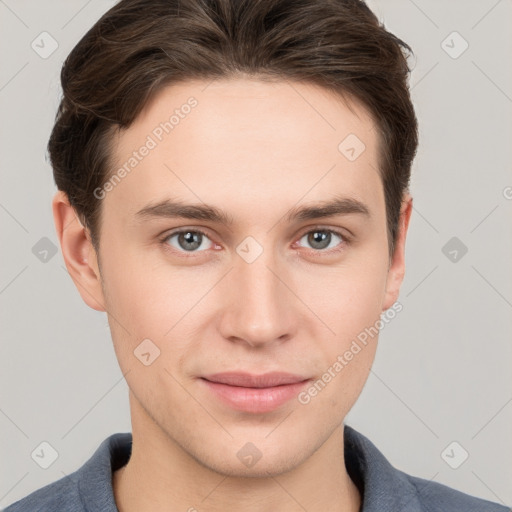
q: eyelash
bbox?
[158,226,351,258]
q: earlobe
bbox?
[52,190,106,312]
[382,193,413,311]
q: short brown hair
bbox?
[48,0,418,258]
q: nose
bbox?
[218,246,298,348]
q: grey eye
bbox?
[299,230,343,251]
[165,230,213,252]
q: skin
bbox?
[53,77,413,512]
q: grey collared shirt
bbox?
[3,424,510,511]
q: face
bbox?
[57,78,411,477]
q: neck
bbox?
[113,394,361,512]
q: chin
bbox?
[181,430,318,479]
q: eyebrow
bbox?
[134,195,371,225]
[285,196,370,222]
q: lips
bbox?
[199,371,312,413]
[201,371,310,388]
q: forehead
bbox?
[106,78,383,222]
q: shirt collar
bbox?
[344,424,422,511]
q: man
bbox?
[5,0,509,511]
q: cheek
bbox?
[99,243,218,365]
[294,247,389,336]
[100,240,177,323]
[97,242,169,362]
[294,248,388,393]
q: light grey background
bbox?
[1,0,511,509]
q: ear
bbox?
[52,190,106,312]
[382,193,413,311]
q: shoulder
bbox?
[3,433,131,512]
[404,470,510,512]
[343,424,510,512]
[2,473,82,512]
